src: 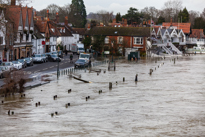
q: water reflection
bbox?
[1,55,205,136]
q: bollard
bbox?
[68,89,71,93]
[135,74,138,81]
[123,77,125,82]
[2,101,3,104]
[12,111,14,115]
[174,58,176,64]
[8,110,10,115]
[86,97,88,101]
[65,104,68,108]
[88,96,90,99]
[99,90,101,94]
[51,113,54,117]
[35,103,38,107]
[55,112,58,115]
[149,69,152,75]
[109,82,112,89]
[38,102,40,106]
[68,103,70,106]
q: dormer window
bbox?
[51,28,55,33]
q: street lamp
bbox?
[57,46,60,80]
[111,41,114,62]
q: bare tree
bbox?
[201,8,205,19]
[162,0,183,22]
[46,4,60,19]
[141,7,160,23]
[189,10,200,28]
[92,10,114,26]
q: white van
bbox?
[77,43,85,55]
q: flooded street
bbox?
[1,55,205,136]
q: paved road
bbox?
[23,53,79,76]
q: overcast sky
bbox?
[27,0,205,15]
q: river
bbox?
[0,55,205,136]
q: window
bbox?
[105,36,109,44]
[134,37,143,45]
[118,36,123,44]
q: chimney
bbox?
[56,12,59,23]
[11,0,16,6]
[47,10,49,21]
[87,23,91,30]
[64,16,68,25]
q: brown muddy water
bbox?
[1,55,205,136]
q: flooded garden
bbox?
[1,55,205,136]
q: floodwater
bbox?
[1,55,205,136]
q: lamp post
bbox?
[111,41,114,62]
[57,46,60,80]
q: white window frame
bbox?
[117,36,123,44]
[105,36,109,44]
[133,37,143,45]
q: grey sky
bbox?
[28,0,205,15]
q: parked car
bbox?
[32,54,44,63]
[74,59,89,68]
[12,61,23,70]
[1,62,14,71]
[51,51,63,58]
[0,67,3,78]
[18,59,27,68]
[48,54,61,62]
[24,57,34,66]
[41,54,48,62]
[0,66,10,78]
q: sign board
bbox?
[42,41,45,45]
[104,51,110,55]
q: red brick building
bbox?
[85,27,150,54]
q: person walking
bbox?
[70,53,73,63]
[65,50,67,56]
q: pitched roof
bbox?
[190,29,205,39]
[47,21,61,36]
[162,22,191,34]
[85,27,150,37]
[5,5,21,31]
[34,20,46,33]
[73,28,86,35]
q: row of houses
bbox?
[86,18,205,56]
[0,0,85,61]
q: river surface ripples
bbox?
[0,55,205,137]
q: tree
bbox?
[162,0,183,22]
[178,8,189,23]
[116,12,121,23]
[157,16,165,25]
[83,35,91,50]
[141,7,159,23]
[189,10,200,28]
[46,4,60,19]
[122,7,140,25]
[201,8,205,19]
[193,17,205,34]
[69,0,87,28]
